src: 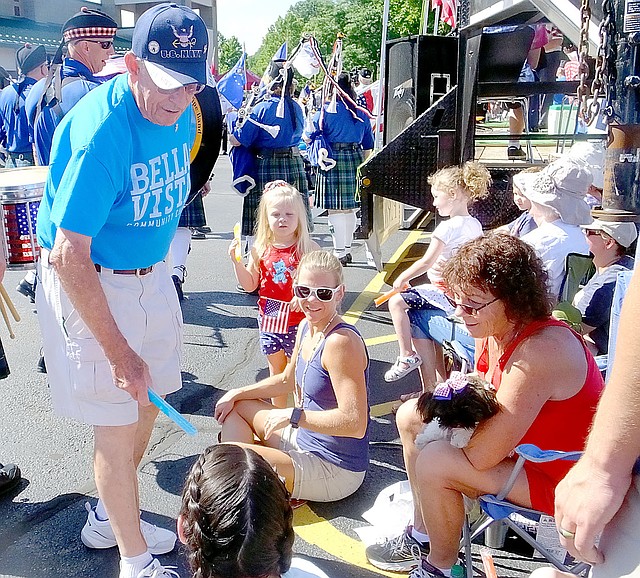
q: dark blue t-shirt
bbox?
[574,254,635,354]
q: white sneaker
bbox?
[121,559,180,578]
[81,502,177,555]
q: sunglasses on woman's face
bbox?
[444,294,499,316]
[293,285,340,302]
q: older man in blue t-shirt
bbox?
[35,5,206,577]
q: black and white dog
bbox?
[415,372,500,449]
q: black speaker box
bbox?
[384,35,458,144]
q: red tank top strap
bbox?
[491,318,575,386]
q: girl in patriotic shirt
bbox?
[230,181,319,407]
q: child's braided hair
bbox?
[179,444,294,578]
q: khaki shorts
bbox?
[591,474,640,578]
[279,425,366,502]
[37,253,183,427]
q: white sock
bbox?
[24,270,36,284]
[411,527,430,544]
[170,227,191,281]
[95,499,109,522]
[327,212,347,257]
[119,552,153,578]
[426,557,452,578]
[508,140,520,148]
[344,210,357,253]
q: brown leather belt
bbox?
[94,264,153,276]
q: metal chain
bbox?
[600,0,617,123]
[578,0,617,126]
[577,0,592,123]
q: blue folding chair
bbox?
[461,444,591,578]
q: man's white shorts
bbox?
[37,254,183,427]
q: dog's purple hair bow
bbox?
[433,371,468,400]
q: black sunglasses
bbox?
[83,39,114,50]
[444,294,499,316]
[293,285,340,302]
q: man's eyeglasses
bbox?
[82,39,114,50]
[138,60,205,95]
[293,285,341,302]
[444,294,499,316]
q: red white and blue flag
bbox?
[260,299,291,333]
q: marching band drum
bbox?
[0,166,47,270]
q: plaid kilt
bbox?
[179,192,207,228]
[315,147,364,211]
[241,153,311,236]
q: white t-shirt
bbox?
[428,215,484,283]
[521,220,589,300]
[283,557,331,577]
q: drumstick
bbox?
[480,548,498,578]
[375,288,400,307]
[148,389,197,436]
[0,291,14,339]
[233,222,243,262]
[0,284,20,322]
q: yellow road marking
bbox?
[364,334,398,347]
[370,400,397,418]
[342,229,425,325]
[293,505,399,578]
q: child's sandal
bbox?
[384,354,422,382]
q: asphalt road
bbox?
[0,157,543,578]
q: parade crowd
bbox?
[0,4,638,578]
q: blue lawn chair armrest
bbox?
[516,444,582,463]
[595,354,608,372]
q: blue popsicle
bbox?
[148,389,197,436]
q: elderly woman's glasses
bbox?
[445,294,499,316]
[293,285,340,302]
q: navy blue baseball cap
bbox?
[132,3,208,89]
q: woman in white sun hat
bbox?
[515,157,593,300]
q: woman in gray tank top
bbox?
[214,251,370,503]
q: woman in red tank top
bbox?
[377,234,604,577]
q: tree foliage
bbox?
[247,0,427,77]
[218,33,243,73]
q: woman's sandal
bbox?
[384,354,422,382]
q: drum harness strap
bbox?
[33,41,94,128]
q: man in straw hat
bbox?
[0,43,48,167]
[515,157,593,300]
[24,6,117,166]
[35,4,208,576]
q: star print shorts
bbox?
[258,320,298,357]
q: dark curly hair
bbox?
[179,445,294,578]
[442,233,551,325]
[417,374,500,429]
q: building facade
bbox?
[0,0,218,77]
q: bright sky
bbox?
[217,0,299,55]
